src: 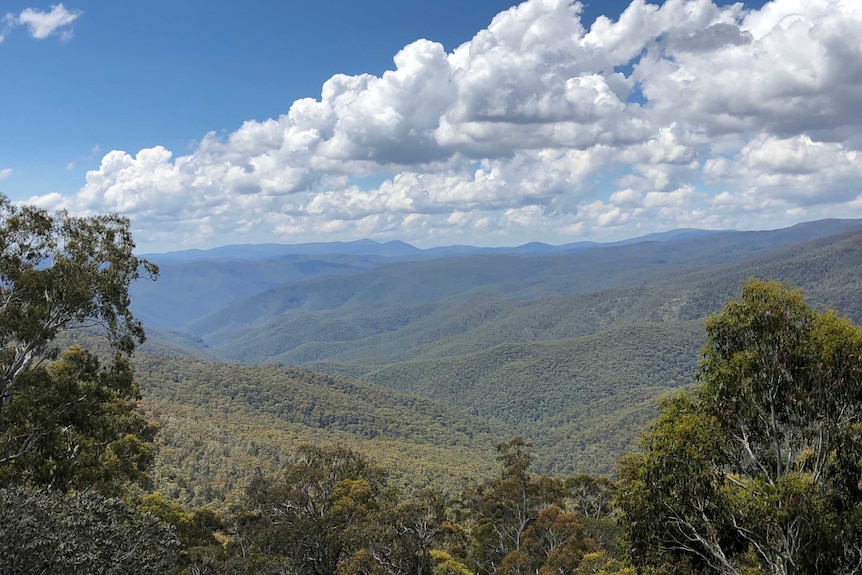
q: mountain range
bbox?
[129,218,862,504]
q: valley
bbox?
[130,219,862,504]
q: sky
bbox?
[2,0,861,252]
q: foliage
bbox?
[565,474,621,553]
[0,345,156,493]
[236,443,388,574]
[0,486,183,574]
[570,551,637,574]
[618,280,862,574]
[136,353,501,506]
[0,195,157,492]
[348,489,457,575]
[170,440,629,575]
[430,550,472,575]
[0,195,157,385]
[465,438,596,575]
[140,228,862,485]
[566,474,616,521]
[217,443,473,575]
[135,491,225,569]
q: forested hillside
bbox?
[132,221,862,487]
[135,355,503,507]
[129,254,389,328]
[6,205,862,573]
[173,220,862,362]
[131,219,861,339]
[317,321,705,474]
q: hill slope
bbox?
[201,224,862,366]
[132,221,862,501]
[136,354,505,507]
[130,254,390,329]
[311,229,862,473]
[135,219,861,339]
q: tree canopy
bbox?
[0,486,183,575]
[618,279,862,574]
[0,197,169,572]
[0,195,158,490]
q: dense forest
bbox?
[2,196,862,573]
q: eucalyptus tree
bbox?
[468,438,595,575]
[619,280,862,575]
[240,443,388,575]
[0,194,158,490]
[0,487,183,575]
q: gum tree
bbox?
[619,280,862,574]
[0,195,158,491]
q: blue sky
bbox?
[3,2,521,180]
[3,0,860,252]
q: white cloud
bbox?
[636,0,862,139]
[708,134,862,205]
[17,4,81,40]
[27,0,862,250]
[2,4,81,43]
[0,168,12,181]
[0,15,14,43]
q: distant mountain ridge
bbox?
[175,219,862,344]
[132,219,862,333]
[142,239,422,261]
[142,227,733,261]
[140,218,862,264]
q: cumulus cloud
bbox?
[637,0,862,138]
[2,4,81,43]
[707,134,862,205]
[29,0,862,250]
[17,4,80,40]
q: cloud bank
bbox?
[29,0,862,249]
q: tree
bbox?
[618,280,862,574]
[356,489,452,575]
[0,486,183,574]
[520,505,593,575]
[566,474,616,521]
[467,438,578,575]
[565,473,621,553]
[136,492,227,573]
[0,195,157,491]
[0,345,157,493]
[238,443,387,575]
[429,550,472,575]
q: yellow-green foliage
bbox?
[136,354,500,506]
